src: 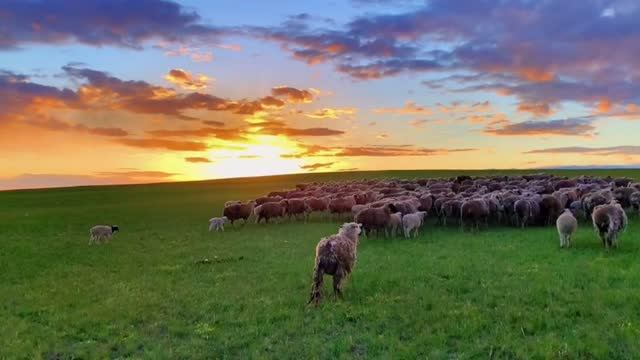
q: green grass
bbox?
[1,169,639,359]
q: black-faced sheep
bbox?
[592,202,628,249]
[556,209,577,248]
[309,222,363,305]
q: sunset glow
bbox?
[2,0,640,190]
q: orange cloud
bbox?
[517,101,554,117]
[271,86,314,103]
[164,69,210,90]
[596,98,612,113]
[116,138,209,151]
[185,157,213,163]
[374,101,432,115]
[300,162,335,171]
[305,107,357,119]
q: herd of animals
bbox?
[90,173,639,304]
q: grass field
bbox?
[1,169,640,359]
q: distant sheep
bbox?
[592,202,628,249]
[309,222,363,305]
[402,211,427,238]
[556,209,577,248]
[286,198,311,222]
[208,216,228,232]
[89,225,119,245]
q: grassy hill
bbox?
[1,169,639,359]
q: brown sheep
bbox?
[592,202,628,249]
[255,196,283,206]
[305,197,330,213]
[540,195,563,226]
[223,201,256,225]
[286,198,311,222]
[329,196,357,218]
[631,191,640,215]
[418,195,433,213]
[354,204,397,238]
[613,187,635,208]
[254,200,289,224]
[308,222,363,305]
[514,199,533,229]
[460,199,490,232]
[442,199,463,226]
[613,177,633,188]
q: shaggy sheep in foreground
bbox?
[208,216,228,232]
[89,225,119,245]
[309,222,363,305]
[592,202,628,249]
[556,209,577,248]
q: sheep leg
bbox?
[403,227,409,239]
[308,266,324,305]
[333,269,345,300]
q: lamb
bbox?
[223,201,256,225]
[388,212,403,237]
[556,209,577,248]
[89,225,119,245]
[254,200,289,224]
[308,222,363,305]
[208,216,228,232]
[402,211,427,238]
[591,202,628,249]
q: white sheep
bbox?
[556,209,577,248]
[89,225,119,245]
[389,212,403,237]
[208,216,228,232]
[402,211,427,238]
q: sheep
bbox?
[223,201,256,226]
[89,225,119,245]
[208,216,228,232]
[402,211,427,238]
[389,212,403,237]
[329,196,356,219]
[460,199,490,232]
[514,199,533,228]
[569,200,584,218]
[254,200,288,224]
[355,204,397,238]
[305,196,331,214]
[631,191,640,215]
[224,200,241,207]
[286,198,311,222]
[556,209,577,248]
[592,202,628,249]
[351,204,369,216]
[540,195,563,226]
[255,196,283,206]
[308,222,363,305]
[613,187,635,208]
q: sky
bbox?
[1,0,640,190]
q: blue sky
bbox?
[1,0,640,189]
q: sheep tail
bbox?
[308,263,324,305]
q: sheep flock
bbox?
[221,174,636,245]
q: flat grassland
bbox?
[1,170,639,359]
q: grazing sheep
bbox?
[389,212,403,237]
[460,199,490,232]
[556,209,577,248]
[223,201,256,225]
[255,200,288,224]
[592,202,628,249]
[308,222,363,305]
[402,211,427,238]
[355,204,397,238]
[208,216,228,232]
[89,225,119,245]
